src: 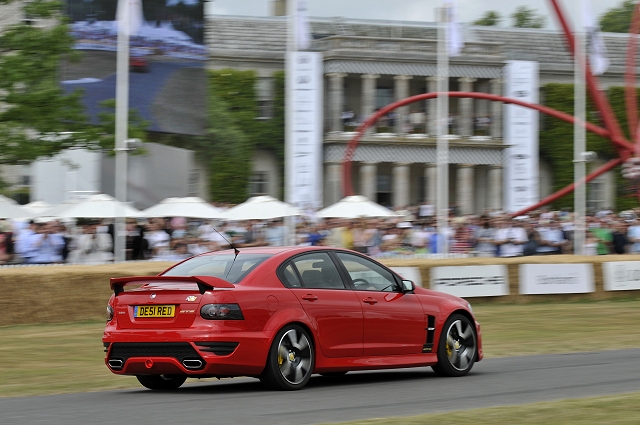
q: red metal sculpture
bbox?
[341,0,640,216]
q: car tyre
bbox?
[432,314,477,377]
[136,374,187,390]
[260,324,314,390]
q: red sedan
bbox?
[103,246,482,391]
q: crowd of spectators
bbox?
[1,204,640,266]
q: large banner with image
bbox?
[62,1,206,135]
[504,60,539,213]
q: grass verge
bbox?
[318,392,640,425]
[1,300,640,398]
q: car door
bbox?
[334,252,425,356]
[282,252,364,358]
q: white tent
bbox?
[0,195,32,219]
[220,196,301,221]
[53,194,141,218]
[316,196,395,219]
[143,197,225,219]
[23,201,52,216]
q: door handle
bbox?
[301,294,318,301]
[362,297,377,305]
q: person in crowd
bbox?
[450,217,474,254]
[591,218,613,255]
[474,215,497,257]
[611,220,629,254]
[68,220,113,263]
[0,219,15,264]
[144,218,171,258]
[627,218,640,254]
[493,217,528,257]
[21,220,65,264]
[522,220,541,256]
[536,219,566,255]
[126,219,147,260]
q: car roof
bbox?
[197,246,345,257]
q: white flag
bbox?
[443,0,464,56]
[583,0,609,75]
[294,0,312,51]
[117,0,143,37]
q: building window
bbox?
[587,180,605,212]
[188,170,199,196]
[256,77,274,119]
[250,172,269,196]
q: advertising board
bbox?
[519,263,594,294]
[430,265,509,297]
[602,261,640,291]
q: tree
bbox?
[511,6,546,29]
[473,11,502,27]
[600,0,636,33]
[0,0,139,165]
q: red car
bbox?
[103,246,482,391]
[130,56,149,73]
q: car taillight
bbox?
[106,305,114,322]
[200,304,244,320]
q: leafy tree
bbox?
[600,0,636,33]
[511,6,546,29]
[473,11,502,27]
[0,0,144,165]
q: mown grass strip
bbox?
[1,300,640,398]
[318,392,640,425]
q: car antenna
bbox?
[212,227,240,279]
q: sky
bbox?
[206,0,615,29]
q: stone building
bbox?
[207,10,630,213]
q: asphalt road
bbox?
[2,349,640,425]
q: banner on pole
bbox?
[504,60,539,213]
[285,52,323,211]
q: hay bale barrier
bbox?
[1,256,640,327]
[0,263,173,327]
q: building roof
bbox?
[207,15,632,75]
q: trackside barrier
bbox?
[2,256,640,327]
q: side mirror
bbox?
[401,279,415,293]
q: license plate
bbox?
[134,305,175,318]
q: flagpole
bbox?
[436,3,449,254]
[285,0,295,245]
[574,0,587,255]
[114,0,130,262]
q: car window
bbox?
[291,252,345,289]
[281,262,302,288]
[162,254,272,284]
[335,252,399,292]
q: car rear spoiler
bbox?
[110,275,235,296]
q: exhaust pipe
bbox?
[182,359,203,369]
[108,359,124,369]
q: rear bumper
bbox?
[103,330,271,377]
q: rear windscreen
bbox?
[162,254,273,284]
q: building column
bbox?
[425,163,437,206]
[325,161,343,206]
[456,164,475,215]
[427,76,438,136]
[490,78,502,139]
[488,165,503,212]
[359,162,378,201]
[394,75,412,134]
[392,163,410,208]
[328,72,347,132]
[458,77,477,137]
[361,74,379,132]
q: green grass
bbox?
[1,300,640,398]
[318,392,640,425]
